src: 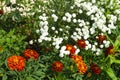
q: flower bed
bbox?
[0,0,120,80]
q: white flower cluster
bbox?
[59,45,80,57]
[26,0,119,56]
[52,37,63,49]
[37,13,51,43]
[52,14,58,22]
[29,13,51,44]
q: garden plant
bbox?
[0,0,120,80]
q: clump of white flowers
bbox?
[7,0,118,57]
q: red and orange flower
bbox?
[70,55,82,63]
[24,49,39,60]
[52,61,64,72]
[97,35,106,43]
[77,40,86,48]
[90,63,101,75]
[105,46,117,55]
[71,55,87,74]
[66,44,76,55]
[77,62,88,74]
[7,55,25,71]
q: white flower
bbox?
[36,29,40,33]
[61,46,66,51]
[87,44,92,48]
[92,0,96,3]
[59,28,63,31]
[67,18,71,22]
[70,6,74,9]
[51,27,55,30]
[73,32,77,35]
[73,19,77,23]
[96,52,100,55]
[64,51,70,55]
[72,13,76,18]
[29,40,33,44]
[39,21,44,26]
[94,42,98,45]
[79,9,83,13]
[38,38,42,43]
[10,0,16,4]
[55,30,58,34]
[3,6,11,13]
[44,21,48,26]
[42,17,47,21]
[62,16,67,21]
[100,45,104,48]
[55,45,60,49]
[75,49,80,54]
[91,45,96,51]
[65,12,72,18]
[59,53,64,57]
[104,41,110,48]
[52,14,58,22]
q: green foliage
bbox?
[0,29,27,54]
[0,0,120,80]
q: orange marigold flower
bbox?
[105,46,117,55]
[66,44,76,55]
[71,55,87,74]
[97,35,106,43]
[71,55,83,63]
[77,62,87,74]
[52,61,64,72]
[91,64,101,75]
[77,40,86,48]
[7,55,25,71]
[24,49,39,60]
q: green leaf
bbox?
[25,76,36,80]
[106,67,117,80]
[2,74,7,80]
[33,71,45,76]
[7,71,17,76]
[114,35,120,49]
[5,0,11,6]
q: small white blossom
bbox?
[62,16,67,21]
[51,27,55,30]
[75,49,80,54]
[72,13,76,18]
[10,0,16,4]
[52,14,58,22]
[29,40,33,44]
[73,19,77,23]
[100,45,104,48]
[36,29,40,33]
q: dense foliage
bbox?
[0,0,120,80]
